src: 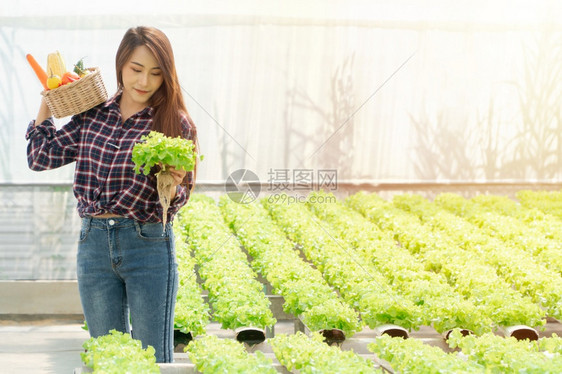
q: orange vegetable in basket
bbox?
[26,54,48,90]
[61,71,80,85]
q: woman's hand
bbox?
[165,165,187,200]
[167,166,187,186]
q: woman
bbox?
[26,26,197,363]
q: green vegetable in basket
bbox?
[73,57,90,77]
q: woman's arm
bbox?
[35,98,52,126]
[26,103,81,171]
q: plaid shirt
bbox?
[26,92,195,223]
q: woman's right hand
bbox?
[35,97,52,126]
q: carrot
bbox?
[26,54,48,90]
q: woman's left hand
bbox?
[166,165,187,187]
[164,165,187,201]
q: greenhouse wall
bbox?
[2,1,562,281]
[0,184,79,280]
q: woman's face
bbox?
[120,45,164,110]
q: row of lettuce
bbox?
[82,190,562,373]
[178,190,561,333]
[81,327,562,373]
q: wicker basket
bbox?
[41,67,108,118]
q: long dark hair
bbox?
[115,26,198,189]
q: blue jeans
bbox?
[76,217,178,363]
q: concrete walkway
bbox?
[0,319,89,374]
